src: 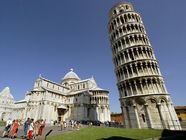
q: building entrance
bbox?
[57,105,67,122]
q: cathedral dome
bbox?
[63,69,80,80]
[61,69,80,85]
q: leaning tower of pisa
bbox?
[108,2,181,130]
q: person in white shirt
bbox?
[27,118,34,139]
[2,118,12,137]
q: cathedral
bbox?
[0,69,111,123]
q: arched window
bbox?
[116,30,119,36]
[118,41,121,47]
[119,28,122,34]
[135,24,138,30]
[135,14,139,22]
[124,14,127,22]
[142,114,146,122]
[119,9,124,13]
[131,24,134,31]
[126,5,129,10]
[120,16,124,24]
[128,14,131,19]
[127,25,130,31]
[113,20,116,25]
[121,38,125,45]
[117,17,120,24]
[123,26,126,33]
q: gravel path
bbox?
[0,125,81,140]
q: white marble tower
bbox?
[108,2,181,130]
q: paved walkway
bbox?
[0,125,80,140]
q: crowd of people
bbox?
[60,120,81,130]
[1,118,45,139]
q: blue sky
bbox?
[0,0,186,112]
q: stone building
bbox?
[175,106,186,122]
[108,2,181,130]
[110,112,124,124]
[0,69,111,123]
[0,87,15,121]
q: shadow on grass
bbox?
[97,136,135,140]
[160,129,186,140]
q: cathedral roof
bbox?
[0,87,14,99]
[14,99,26,104]
[41,87,66,95]
[63,69,80,81]
[90,87,109,93]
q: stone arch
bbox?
[116,17,120,24]
[158,96,168,104]
[145,97,158,104]
[120,15,124,24]
[158,96,173,129]
[127,24,130,32]
[123,25,126,33]
[124,14,127,22]
[135,24,138,30]
[131,14,135,20]
[128,13,131,20]
[138,35,143,43]
[118,40,121,47]
[113,9,117,15]
[116,29,119,37]
[145,97,162,128]
[121,38,125,45]
[135,14,139,22]
[131,24,135,31]
[113,19,116,26]
[139,25,143,32]
[119,27,122,34]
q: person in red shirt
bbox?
[11,119,19,138]
[38,119,45,136]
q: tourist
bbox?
[23,118,30,138]
[2,118,12,138]
[70,120,74,128]
[76,121,80,130]
[60,121,64,131]
[34,119,41,138]
[27,118,34,139]
[50,120,54,126]
[11,119,19,138]
[63,121,67,129]
[38,119,45,136]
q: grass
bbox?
[180,121,186,128]
[0,121,5,126]
[46,127,163,140]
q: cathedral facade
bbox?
[0,87,15,121]
[0,69,110,123]
[108,2,181,130]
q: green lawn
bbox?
[0,121,5,126]
[46,127,162,140]
[180,121,186,128]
